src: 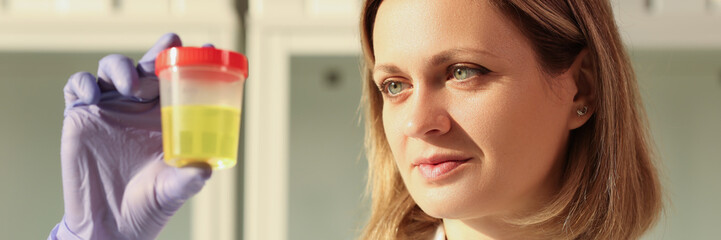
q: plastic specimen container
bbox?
[155,46,248,169]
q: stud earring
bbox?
[577,106,588,116]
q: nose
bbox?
[402,91,451,138]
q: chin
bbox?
[416,202,469,220]
[412,189,481,220]
[403,178,484,220]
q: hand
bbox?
[48,33,213,240]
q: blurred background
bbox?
[0,0,718,239]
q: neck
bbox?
[442,217,541,240]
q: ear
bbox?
[567,49,595,130]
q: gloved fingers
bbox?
[97,54,140,99]
[137,33,183,76]
[131,33,184,101]
[127,75,160,102]
[201,43,215,48]
[64,72,101,110]
[155,163,212,212]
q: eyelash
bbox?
[447,64,492,81]
[378,79,410,96]
[376,63,493,96]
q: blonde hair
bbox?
[359,0,662,239]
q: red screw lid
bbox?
[155,47,249,79]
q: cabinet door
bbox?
[288,55,368,240]
[633,50,721,239]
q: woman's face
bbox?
[372,0,584,220]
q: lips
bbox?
[413,155,471,180]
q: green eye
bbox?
[384,81,409,96]
[451,65,491,81]
[454,68,469,80]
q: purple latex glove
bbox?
[48,33,213,240]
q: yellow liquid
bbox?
[161,105,241,169]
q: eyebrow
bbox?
[430,48,503,66]
[373,64,403,76]
[373,48,505,76]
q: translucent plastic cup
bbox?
[155,47,248,169]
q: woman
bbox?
[359,0,662,239]
[50,0,661,239]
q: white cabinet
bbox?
[243,1,362,240]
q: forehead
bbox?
[372,0,530,66]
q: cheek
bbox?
[381,105,406,163]
[452,80,569,192]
